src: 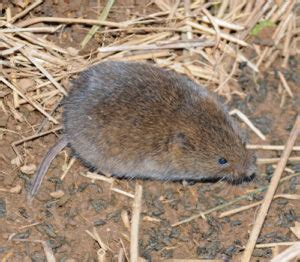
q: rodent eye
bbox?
[218,157,228,165]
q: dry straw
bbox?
[0,0,299,261]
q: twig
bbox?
[242,116,300,262]
[130,183,143,262]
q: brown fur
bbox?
[63,61,256,182]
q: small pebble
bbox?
[106,210,121,223]
[37,223,57,238]
[20,164,36,175]
[252,248,272,258]
[12,230,30,239]
[230,220,242,226]
[90,199,107,213]
[78,182,89,192]
[18,208,30,219]
[48,236,66,251]
[30,252,46,262]
[50,190,65,199]
[93,219,106,227]
[224,245,237,256]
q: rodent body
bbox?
[29,61,256,199]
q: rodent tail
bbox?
[27,136,68,204]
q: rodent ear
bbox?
[171,132,195,151]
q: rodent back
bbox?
[63,62,255,181]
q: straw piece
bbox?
[9,0,43,24]
[85,227,110,251]
[41,241,56,262]
[0,76,58,124]
[12,126,62,161]
[0,44,24,55]
[200,15,244,31]
[239,0,273,40]
[201,6,220,50]
[167,0,181,19]
[162,258,224,262]
[271,242,300,262]
[0,25,62,33]
[256,242,300,249]
[120,50,171,61]
[184,0,193,42]
[246,144,300,151]
[219,194,300,218]
[257,157,300,165]
[217,0,229,18]
[130,183,143,262]
[98,39,215,52]
[22,51,67,95]
[278,71,294,98]
[81,172,134,198]
[80,0,115,48]
[17,17,130,28]
[172,172,300,227]
[242,116,300,262]
[60,157,75,180]
[229,109,266,140]
[282,14,294,68]
[187,21,248,46]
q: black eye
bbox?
[218,158,228,165]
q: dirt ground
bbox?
[0,0,300,261]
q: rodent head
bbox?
[168,97,256,183]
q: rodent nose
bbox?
[244,172,256,182]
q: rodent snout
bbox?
[229,171,256,185]
[232,154,257,184]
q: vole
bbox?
[28,61,256,200]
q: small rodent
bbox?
[29,61,256,200]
